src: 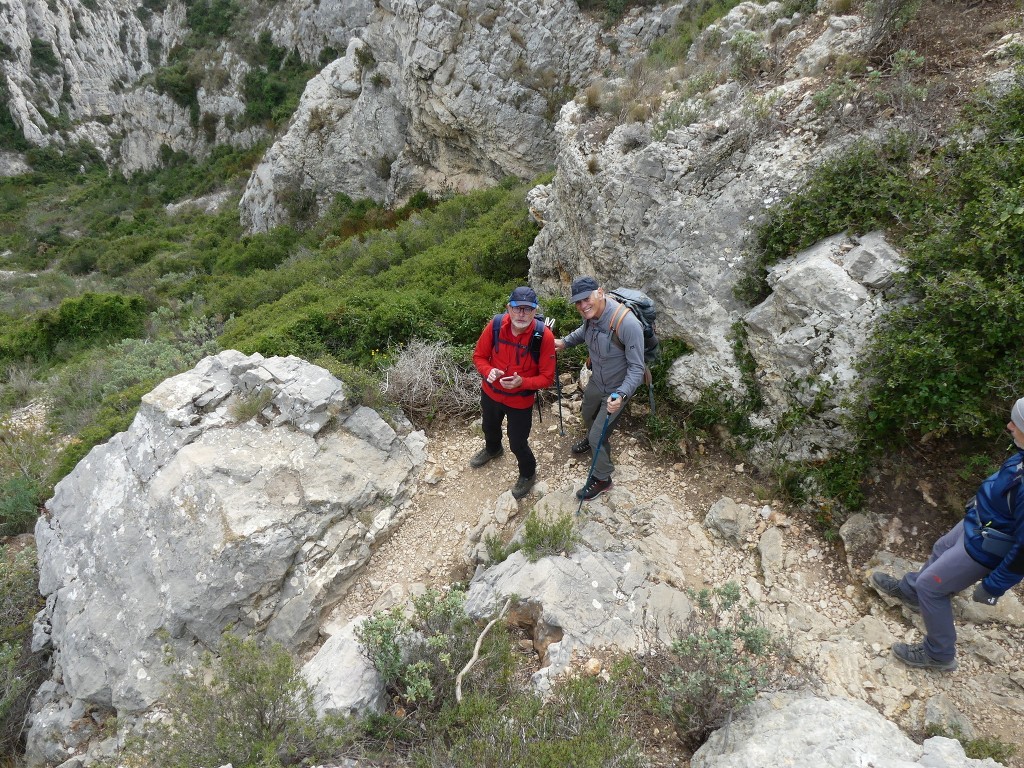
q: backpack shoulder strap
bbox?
[491,313,505,350]
[609,305,632,348]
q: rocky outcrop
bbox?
[464,489,691,690]
[691,692,1002,768]
[28,351,425,762]
[742,230,904,459]
[524,4,908,456]
[0,0,374,172]
[240,0,618,229]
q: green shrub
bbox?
[125,632,338,768]
[738,131,927,304]
[434,675,644,767]
[241,36,317,129]
[484,532,521,564]
[357,586,479,712]
[0,546,48,759]
[2,293,148,364]
[184,0,239,42]
[660,582,793,749]
[576,0,660,27]
[0,475,42,536]
[154,59,202,113]
[521,510,577,561]
[29,38,60,75]
[0,82,29,151]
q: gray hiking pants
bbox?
[899,521,991,662]
[581,378,625,481]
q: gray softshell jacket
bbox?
[561,296,646,399]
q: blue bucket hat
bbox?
[508,286,539,308]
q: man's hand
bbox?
[972,583,999,606]
[487,368,504,384]
[607,392,623,414]
[554,339,566,353]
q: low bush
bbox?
[0,293,148,366]
[380,340,479,423]
[357,586,481,713]
[521,510,578,561]
[0,475,42,536]
[433,674,645,767]
[0,546,48,758]
[124,632,340,768]
[356,585,645,766]
[659,582,795,749]
[29,38,60,76]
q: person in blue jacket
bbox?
[870,397,1024,672]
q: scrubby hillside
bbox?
[1,0,1024,765]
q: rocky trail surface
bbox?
[326,400,1024,767]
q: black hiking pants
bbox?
[481,391,536,479]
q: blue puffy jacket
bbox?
[963,450,1024,596]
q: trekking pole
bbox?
[645,367,655,418]
[545,317,564,436]
[576,408,613,516]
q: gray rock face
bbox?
[691,691,1002,768]
[302,617,386,718]
[240,0,609,229]
[32,350,425,716]
[0,0,377,173]
[525,8,911,456]
[743,230,904,458]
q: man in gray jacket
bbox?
[554,276,646,500]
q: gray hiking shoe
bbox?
[891,642,957,672]
[469,447,503,468]
[511,475,536,500]
[869,571,920,613]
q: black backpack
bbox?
[608,288,660,364]
[491,313,546,363]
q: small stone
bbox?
[584,657,602,676]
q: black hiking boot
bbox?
[891,642,957,672]
[511,475,536,500]
[869,571,920,613]
[469,447,503,468]
[571,438,591,455]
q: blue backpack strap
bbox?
[491,313,505,352]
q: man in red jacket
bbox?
[471,286,556,499]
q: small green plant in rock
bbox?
[521,510,577,561]
[660,582,794,749]
[484,532,521,564]
[728,30,768,80]
[29,38,61,75]
[653,99,701,140]
[924,724,1017,764]
[229,388,274,423]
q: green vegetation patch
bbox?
[218,182,538,367]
